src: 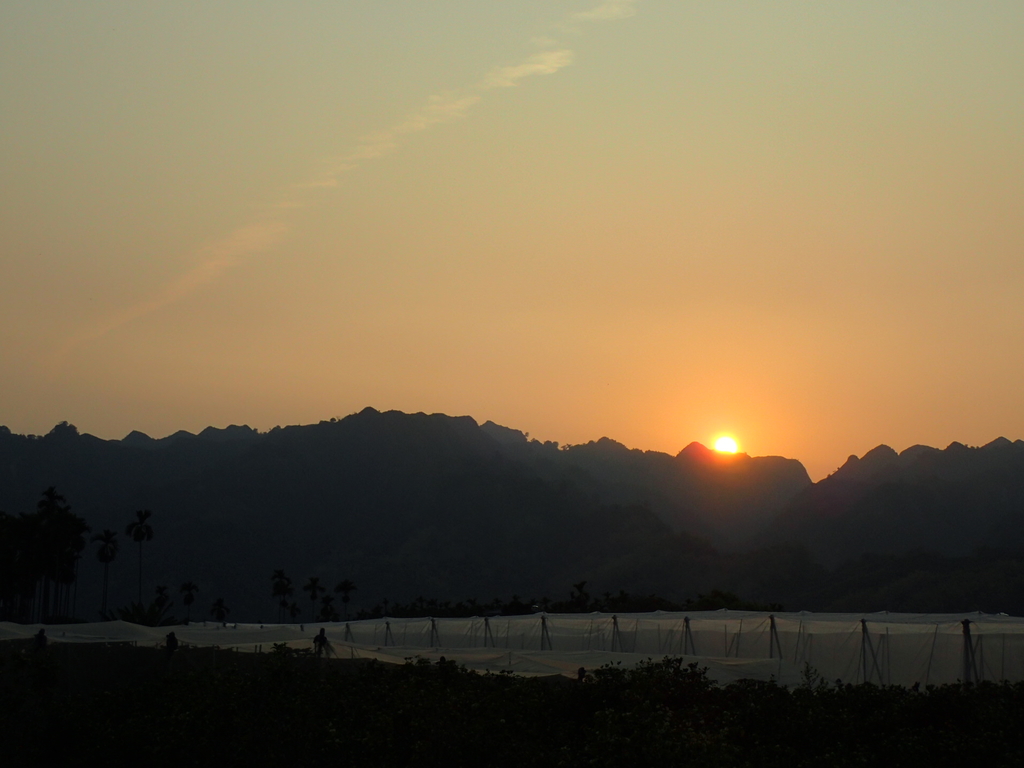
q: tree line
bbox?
[1,487,776,627]
[0,488,231,625]
[0,487,368,627]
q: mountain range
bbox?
[2,410,1023,620]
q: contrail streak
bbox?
[54,1,640,361]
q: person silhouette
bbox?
[165,631,179,658]
[313,627,330,657]
[33,628,47,652]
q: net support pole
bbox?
[430,617,439,647]
[684,616,694,656]
[611,615,621,653]
[860,618,883,684]
[540,615,551,651]
[861,619,869,684]
[962,619,977,683]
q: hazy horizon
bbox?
[6,408,1019,483]
[3,1,1023,482]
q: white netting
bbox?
[4,610,1019,685]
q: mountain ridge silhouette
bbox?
[2,412,1023,618]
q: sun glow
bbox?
[714,436,739,454]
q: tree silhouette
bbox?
[0,489,87,622]
[154,585,171,610]
[334,579,356,620]
[92,529,118,616]
[113,598,176,626]
[180,581,199,623]
[272,569,293,623]
[210,597,230,623]
[319,594,339,622]
[125,510,154,604]
[303,577,324,623]
[288,601,301,621]
[36,487,89,620]
[571,581,590,610]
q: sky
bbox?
[2,1,1023,480]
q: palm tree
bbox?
[303,576,324,623]
[180,581,199,623]
[288,601,301,621]
[571,580,589,611]
[92,529,118,616]
[210,597,230,623]
[125,510,154,604]
[334,579,356,620]
[319,594,340,622]
[36,486,89,620]
[271,569,293,623]
[154,585,171,608]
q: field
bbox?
[3,641,1024,767]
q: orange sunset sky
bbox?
[2,1,1023,480]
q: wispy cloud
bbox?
[55,1,638,360]
[482,50,574,89]
[51,221,288,363]
[339,93,483,169]
[574,0,640,22]
[308,49,573,185]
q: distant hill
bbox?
[0,411,810,620]
[476,421,811,545]
[766,438,1024,565]
[4,414,1024,620]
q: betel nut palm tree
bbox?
[272,569,294,623]
[92,529,119,616]
[125,509,154,605]
[303,576,325,623]
[36,486,90,621]
[319,594,339,622]
[210,597,230,623]
[180,581,199,623]
[334,579,356,620]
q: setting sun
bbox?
[714,436,739,454]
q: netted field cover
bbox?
[4,611,1020,685]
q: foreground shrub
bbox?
[2,646,1023,767]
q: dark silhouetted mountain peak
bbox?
[197,425,259,442]
[982,437,1013,451]
[678,441,715,462]
[44,421,80,441]
[121,430,155,447]
[831,445,899,483]
[573,437,633,457]
[770,434,1024,566]
[899,444,941,462]
[480,421,528,446]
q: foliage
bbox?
[0,486,90,622]
[4,646,1024,767]
[271,570,294,623]
[354,587,780,620]
[106,598,178,627]
[179,581,199,622]
[125,509,154,605]
[209,597,230,622]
